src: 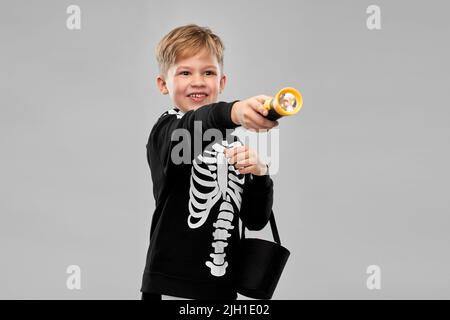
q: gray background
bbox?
[1,0,449,299]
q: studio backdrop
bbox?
[1,0,449,299]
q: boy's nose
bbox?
[191,74,206,86]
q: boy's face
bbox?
[157,49,226,113]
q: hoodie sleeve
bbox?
[239,172,274,231]
[148,101,240,181]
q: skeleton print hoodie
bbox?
[140,101,274,300]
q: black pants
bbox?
[141,292,161,300]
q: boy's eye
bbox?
[178,70,216,76]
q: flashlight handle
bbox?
[263,98,283,121]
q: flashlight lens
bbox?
[278,92,297,112]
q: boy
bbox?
[141,24,278,300]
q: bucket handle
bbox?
[241,210,281,245]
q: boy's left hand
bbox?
[224,145,268,176]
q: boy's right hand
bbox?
[231,95,279,131]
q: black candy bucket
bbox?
[234,210,290,300]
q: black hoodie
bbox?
[140,101,273,299]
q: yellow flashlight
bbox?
[263,87,303,121]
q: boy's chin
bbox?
[184,102,214,112]
[191,105,203,111]
[178,105,197,112]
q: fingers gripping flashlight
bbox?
[263,87,303,121]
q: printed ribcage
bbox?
[187,139,245,277]
[187,140,244,229]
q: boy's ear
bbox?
[219,74,227,94]
[156,75,169,95]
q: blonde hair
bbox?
[156,24,225,77]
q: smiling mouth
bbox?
[188,93,208,101]
[188,93,208,98]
